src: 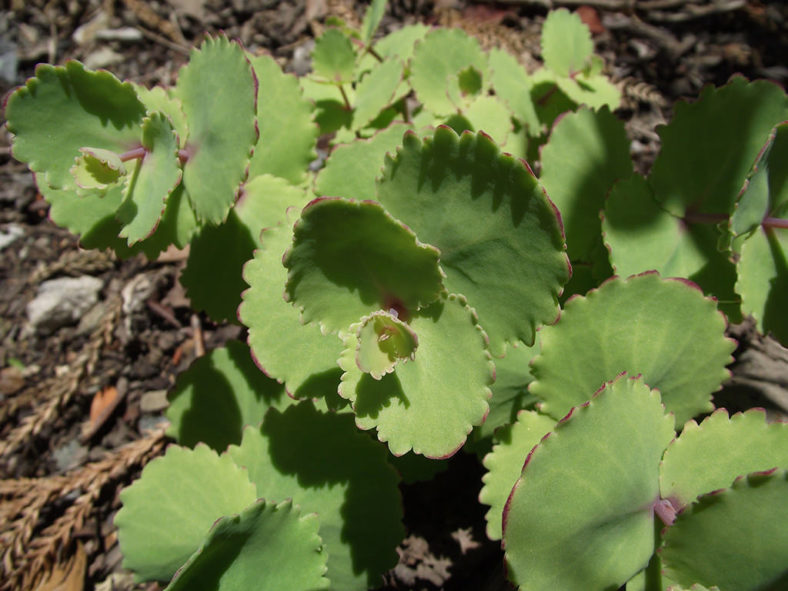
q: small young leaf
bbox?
[356,310,418,379]
[240,218,344,397]
[503,375,675,590]
[117,112,182,244]
[133,85,189,148]
[166,340,292,452]
[352,58,404,130]
[661,469,788,591]
[660,409,788,509]
[115,444,257,582]
[312,28,357,84]
[175,36,257,224]
[339,295,493,458]
[70,148,125,190]
[284,197,444,333]
[409,28,487,115]
[228,402,404,591]
[247,54,317,185]
[376,127,569,355]
[361,0,387,45]
[480,410,555,540]
[315,122,410,200]
[6,61,145,191]
[488,48,539,133]
[529,273,735,425]
[540,105,632,262]
[556,69,621,110]
[136,184,198,259]
[459,95,513,145]
[541,8,593,77]
[165,500,329,591]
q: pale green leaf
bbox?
[660,408,788,509]
[115,444,257,582]
[339,295,493,458]
[529,273,735,425]
[661,469,788,591]
[228,402,404,591]
[355,310,418,379]
[284,197,444,332]
[503,375,675,590]
[70,147,125,190]
[488,48,539,133]
[540,106,632,262]
[248,54,317,185]
[556,72,621,110]
[175,36,257,224]
[409,28,487,115]
[312,28,356,83]
[315,122,410,200]
[165,500,329,591]
[480,410,555,540]
[649,77,788,216]
[352,59,404,130]
[376,127,569,355]
[133,85,188,148]
[541,8,593,77]
[240,218,344,397]
[361,0,387,44]
[118,113,182,244]
[6,61,145,191]
[460,95,513,145]
[166,340,292,452]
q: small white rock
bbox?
[0,224,23,251]
[27,275,104,334]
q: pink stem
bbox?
[119,147,146,161]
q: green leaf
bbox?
[540,106,632,262]
[181,176,309,322]
[115,444,257,582]
[228,402,404,591]
[361,0,387,44]
[476,340,540,441]
[352,59,404,130]
[459,95,513,145]
[732,122,788,344]
[503,375,675,590]
[175,36,257,224]
[247,54,317,185]
[376,127,569,355]
[529,273,735,426]
[165,499,329,591]
[38,180,131,255]
[372,23,429,63]
[602,174,740,320]
[661,469,788,591]
[312,28,357,84]
[240,217,344,397]
[70,147,125,190]
[480,410,555,540]
[136,184,198,258]
[166,340,292,452]
[284,197,444,333]
[355,310,419,379]
[118,113,182,244]
[409,28,487,115]
[339,294,493,458]
[315,122,410,200]
[541,8,593,77]
[133,85,188,148]
[488,48,539,133]
[556,70,621,110]
[6,61,145,191]
[649,77,788,216]
[660,409,788,509]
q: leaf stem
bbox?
[683,211,788,230]
[366,46,384,63]
[764,216,788,229]
[338,84,353,111]
[536,83,559,106]
[119,147,146,162]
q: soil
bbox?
[1,1,787,590]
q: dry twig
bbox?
[0,428,167,590]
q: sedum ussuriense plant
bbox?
[5,0,788,588]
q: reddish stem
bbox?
[119,147,146,161]
[683,211,788,230]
